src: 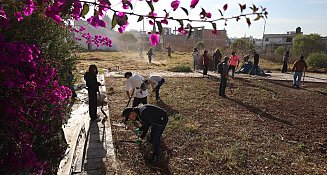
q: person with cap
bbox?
[125,72,148,107]
[122,105,168,164]
[145,75,165,102]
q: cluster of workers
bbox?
[82,48,308,165]
[84,65,167,165]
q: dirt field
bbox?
[77,52,327,174]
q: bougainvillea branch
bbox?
[0,0,268,46]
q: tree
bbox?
[231,38,255,57]
[307,52,327,69]
[119,32,138,50]
[195,41,205,50]
[274,46,287,57]
[291,34,325,57]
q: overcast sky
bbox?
[96,0,327,38]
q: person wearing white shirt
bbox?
[146,75,165,102]
[125,72,148,107]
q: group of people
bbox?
[83,66,167,165]
[139,45,173,64]
[123,72,167,164]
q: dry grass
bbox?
[75,51,327,174]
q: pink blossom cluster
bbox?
[71,26,113,47]
[0,38,71,173]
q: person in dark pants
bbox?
[213,49,222,72]
[202,50,209,77]
[84,65,101,121]
[147,48,154,63]
[219,56,229,97]
[250,50,260,75]
[146,75,165,102]
[122,105,168,164]
[228,52,240,78]
[125,72,148,107]
[282,50,290,73]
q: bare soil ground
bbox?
[77,52,327,174]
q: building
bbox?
[162,27,227,52]
[263,27,302,54]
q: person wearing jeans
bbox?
[219,56,229,97]
[122,105,168,165]
[291,55,307,88]
[147,75,165,102]
[228,52,240,78]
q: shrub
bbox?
[169,64,192,72]
[307,52,327,69]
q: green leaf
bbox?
[146,1,154,12]
[125,1,133,10]
[187,25,193,39]
[137,16,144,22]
[246,18,251,27]
[181,7,189,16]
[218,9,223,16]
[80,3,89,18]
[212,22,217,30]
[177,19,183,27]
[111,13,117,29]
[254,15,261,21]
[156,21,163,35]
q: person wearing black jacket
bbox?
[84,65,101,121]
[122,105,168,164]
[250,50,260,75]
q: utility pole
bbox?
[261,20,266,54]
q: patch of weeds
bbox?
[168,64,192,72]
[298,143,305,151]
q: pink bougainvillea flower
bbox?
[178,27,187,35]
[99,0,110,17]
[212,30,217,35]
[171,0,180,11]
[153,0,159,2]
[23,0,35,16]
[149,33,160,46]
[148,12,157,17]
[200,8,211,19]
[14,12,24,22]
[160,18,168,25]
[149,20,154,25]
[118,22,129,33]
[122,0,132,9]
[190,0,199,8]
[87,15,107,28]
[72,1,82,20]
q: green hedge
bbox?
[307,52,327,69]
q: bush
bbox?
[307,52,327,69]
[169,64,192,72]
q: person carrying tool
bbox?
[291,55,307,88]
[145,75,165,102]
[122,104,168,165]
[84,65,101,122]
[125,72,148,107]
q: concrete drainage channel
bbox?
[58,74,117,175]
